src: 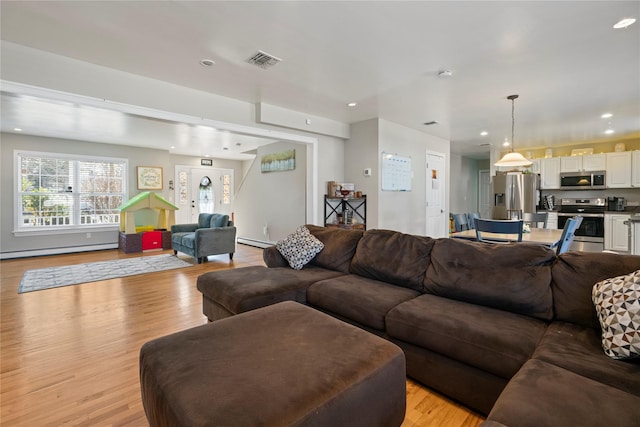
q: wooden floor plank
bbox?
[1,245,484,426]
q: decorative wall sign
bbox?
[381,153,412,191]
[261,149,296,173]
[137,166,163,190]
[201,158,213,166]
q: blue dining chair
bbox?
[475,219,523,243]
[467,212,481,229]
[549,216,583,255]
[452,213,470,232]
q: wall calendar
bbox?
[381,152,412,191]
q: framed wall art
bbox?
[261,149,295,173]
[137,166,163,190]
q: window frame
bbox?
[14,150,128,236]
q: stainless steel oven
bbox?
[558,198,605,252]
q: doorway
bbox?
[174,166,234,224]
[425,150,447,238]
[478,169,491,219]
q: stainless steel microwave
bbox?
[560,171,606,190]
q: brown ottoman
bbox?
[140,301,406,427]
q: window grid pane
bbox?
[18,153,126,229]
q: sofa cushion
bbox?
[180,233,195,249]
[198,213,214,229]
[276,226,325,270]
[386,294,548,379]
[592,269,640,360]
[197,266,345,315]
[210,213,229,228]
[552,251,640,329]
[305,225,363,273]
[307,275,420,331]
[350,229,435,291]
[424,238,556,320]
[486,359,640,427]
[532,321,640,397]
[171,232,191,246]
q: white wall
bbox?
[233,141,306,244]
[344,119,379,228]
[0,133,180,255]
[1,42,349,256]
[378,119,450,235]
[344,118,450,235]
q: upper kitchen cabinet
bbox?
[540,157,561,189]
[632,151,640,187]
[559,154,606,172]
[606,151,632,188]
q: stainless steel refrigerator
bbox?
[491,172,540,220]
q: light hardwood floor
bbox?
[0,245,484,426]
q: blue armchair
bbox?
[171,213,236,263]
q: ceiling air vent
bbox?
[247,50,282,69]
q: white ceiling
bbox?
[1,1,639,160]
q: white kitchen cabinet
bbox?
[526,159,541,174]
[560,156,582,172]
[560,154,606,172]
[606,152,632,188]
[583,154,606,171]
[604,213,630,252]
[632,151,640,187]
[539,157,561,189]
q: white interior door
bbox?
[174,166,234,224]
[478,169,491,218]
[425,151,447,238]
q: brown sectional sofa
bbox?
[196,225,640,426]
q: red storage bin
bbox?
[142,231,163,251]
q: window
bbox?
[16,151,127,232]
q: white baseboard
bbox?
[237,237,273,249]
[0,243,118,260]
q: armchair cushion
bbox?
[210,214,229,228]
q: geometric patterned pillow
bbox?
[592,269,640,360]
[276,226,324,270]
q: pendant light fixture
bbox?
[494,94,532,168]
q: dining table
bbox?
[451,228,564,246]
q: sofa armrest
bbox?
[194,226,237,253]
[263,245,289,268]
[171,223,198,233]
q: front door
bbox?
[425,151,447,238]
[175,166,234,224]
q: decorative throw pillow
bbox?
[276,226,324,270]
[592,269,640,360]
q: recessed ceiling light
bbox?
[200,59,216,67]
[503,138,510,147]
[613,18,636,29]
[605,129,615,135]
[438,70,453,78]
[480,131,488,136]
[13,127,23,132]
[170,146,175,150]
[347,102,357,107]
[601,113,613,119]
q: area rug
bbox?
[19,254,192,293]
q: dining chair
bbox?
[523,212,548,229]
[452,213,470,232]
[475,219,523,243]
[549,216,583,255]
[466,212,481,229]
